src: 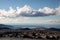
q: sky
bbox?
[0,0,60,24]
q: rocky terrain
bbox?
[0,24,60,40]
[0,28,60,39]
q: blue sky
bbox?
[0,0,60,24]
[0,0,60,9]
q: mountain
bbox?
[19,28,31,30]
[48,28,60,31]
[0,24,13,29]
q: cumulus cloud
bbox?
[38,7,54,14]
[0,5,60,18]
[0,7,16,18]
[55,6,60,15]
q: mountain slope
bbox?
[0,24,13,29]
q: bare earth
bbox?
[0,28,60,40]
[0,37,60,40]
[0,37,46,40]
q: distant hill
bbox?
[0,24,13,29]
[48,28,60,31]
[31,27,60,32]
[20,28,31,30]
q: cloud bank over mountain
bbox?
[0,5,60,18]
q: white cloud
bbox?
[0,5,60,18]
[55,6,60,15]
[38,7,54,14]
[16,5,32,14]
[0,5,60,24]
[0,7,16,18]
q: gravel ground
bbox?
[0,37,59,40]
[0,38,42,40]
